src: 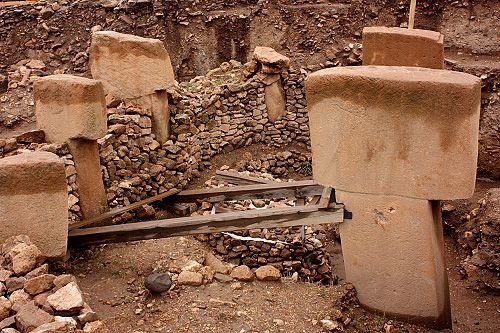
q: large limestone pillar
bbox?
[0,152,68,258]
[34,74,109,220]
[362,27,444,69]
[89,31,175,144]
[306,66,481,329]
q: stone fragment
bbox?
[34,75,107,143]
[0,297,11,321]
[176,271,203,286]
[90,31,175,99]
[83,320,108,333]
[77,303,98,325]
[0,271,12,283]
[15,301,54,333]
[53,275,77,291]
[8,290,31,312]
[31,321,75,333]
[181,261,202,272]
[306,66,481,200]
[337,190,451,329]
[231,265,255,282]
[0,316,16,330]
[46,282,84,315]
[362,27,444,69]
[0,153,68,258]
[265,81,286,123]
[24,274,56,296]
[213,273,233,283]
[8,244,44,276]
[5,278,25,293]
[144,272,171,293]
[204,253,230,274]
[25,264,49,280]
[255,265,281,281]
[15,130,45,144]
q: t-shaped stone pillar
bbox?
[306,66,481,329]
[34,74,109,221]
[0,152,68,258]
[89,31,176,144]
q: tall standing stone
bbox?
[90,31,175,144]
[34,75,109,221]
[0,152,68,258]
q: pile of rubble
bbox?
[0,235,105,333]
[0,134,82,223]
[445,188,500,291]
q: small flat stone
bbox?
[177,271,203,286]
[46,282,84,315]
[255,265,281,281]
[213,273,233,283]
[24,274,56,296]
[231,265,255,282]
[15,301,54,333]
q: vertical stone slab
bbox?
[265,81,286,122]
[67,140,108,219]
[306,66,481,200]
[34,74,109,220]
[337,190,451,329]
[0,152,68,258]
[127,91,170,144]
[90,31,175,144]
[362,27,444,69]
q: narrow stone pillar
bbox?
[89,31,176,144]
[306,66,481,329]
[362,27,444,69]
[0,152,68,258]
[34,74,109,220]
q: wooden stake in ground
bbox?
[408,0,417,29]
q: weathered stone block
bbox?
[0,152,67,258]
[306,66,481,200]
[363,27,444,69]
[265,81,286,123]
[34,75,107,143]
[337,190,451,329]
[90,31,175,99]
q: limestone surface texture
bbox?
[90,31,175,99]
[306,66,481,200]
[0,152,68,258]
[362,27,444,69]
[264,80,286,122]
[67,140,108,220]
[337,190,451,329]
[127,91,170,144]
[34,75,107,143]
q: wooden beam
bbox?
[68,205,344,247]
[0,1,37,7]
[318,187,333,209]
[68,188,180,231]
[170,180,322,203]
[215,170,274,185]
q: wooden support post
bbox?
[409,0,417,29]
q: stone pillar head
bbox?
[34,74,107,144]
[306,66,481,200]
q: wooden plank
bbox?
[68,188,180,231]
[296,198,306,240]
[69,205,344,247]
[0,1,37,7]
[215,170,274,185]
[170,180,322,203]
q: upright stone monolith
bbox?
[34,74,109,220]
[306,65,481,329]
[0,152,68,258]
[89,31,175,144]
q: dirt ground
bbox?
[63,232,499,333]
